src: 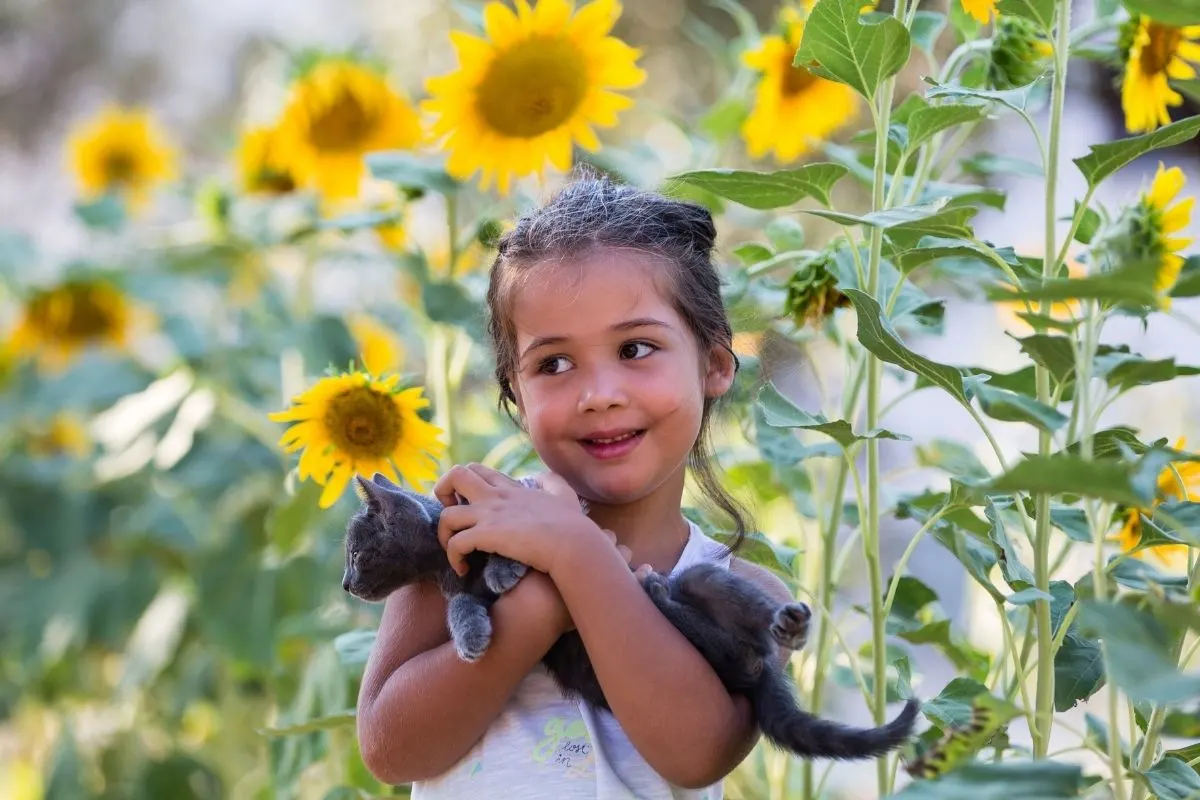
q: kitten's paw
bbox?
[483,557,527,594]
[771,602,812,650]
[642,572,670,603]
[447,594,493,663]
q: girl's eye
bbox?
[619,341,657,360]
[537,356,571,375]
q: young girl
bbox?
[355,176,795,798]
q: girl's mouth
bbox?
[579,429,645,460]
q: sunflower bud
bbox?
[987,16,1052,90]
[784,257,850,328]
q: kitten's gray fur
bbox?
[344,472,919,761]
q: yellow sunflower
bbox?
[66,105,176,210]
[1142,163,1194,299]
[1121,17,1200,134]
[741,11,858,163]
[274,60,422,201]
[26,414,92,458]
[962,0,997,24]
[423,0,646,195]
[348,312,405,376]
[269,372,445,508]
[6,278,142,372]
[237,125,299,195]
[1115,437,1200,571]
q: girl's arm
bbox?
[356,572,568,784]
[551,540,796,789]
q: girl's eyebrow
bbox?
[519,317,672,360]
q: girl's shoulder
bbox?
[729,557,794,607]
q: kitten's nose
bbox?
[342,575,351,592]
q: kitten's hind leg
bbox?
[482,556,527,595]
[447,592,493,662]
[770,603,812,651]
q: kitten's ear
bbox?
[370,472,403,492]
[354,474,431,521]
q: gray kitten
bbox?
[344,472,919,761]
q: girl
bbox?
[356,176,795,798]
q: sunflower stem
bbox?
[1032,0,1072,760]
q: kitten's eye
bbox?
[537,355,571,375]
[619,341,657,360]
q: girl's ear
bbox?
[703,344,736,399]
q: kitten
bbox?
[343,472,920,761]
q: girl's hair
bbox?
[484,172,751,551]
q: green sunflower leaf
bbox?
[970,380,1069,433]
[960,152,1044,178]
[756,382,909,446]
[259,710,357,736]
[843,289,968,403]
[794,0,912,101]
[925,75,1049,116]
[905,104,989,153]
[1140,757,1200,800]
[1122,0,1200,26]
[1078,601,1200,704]
[985,454,1156,506]
[893,759,1085,798]
[1094,352,1200,391]
[987,258,1161,308]
[667,164,849,209]
[894,237,1019,276]
[996,0,1057,32]
[1074,115,1200,190]
[803,198,957,229]
[910,11,948,56]
[1016,334,1076,383]
[366,152,459,195]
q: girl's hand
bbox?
[433,463,609,578]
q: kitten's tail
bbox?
[752,668,920,760]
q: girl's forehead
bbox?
[511,254,680,331]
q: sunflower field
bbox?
[2,0,1200,798]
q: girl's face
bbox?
[509,254,734,506]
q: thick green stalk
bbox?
[1032,0,1072,758]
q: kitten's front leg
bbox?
[446,592,493,662]
[482,555,528,595]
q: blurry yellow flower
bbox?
[1121,17,1200,134]
[423,0,646,194]
[0,759,42,800]
[732,331,762,357]
[275,60,422,201]
[269,372,444,508]
[348,312,405,376]
[1142,163,1194,298]
[66,105,176,210]
[7,278,143,372]
[1115,437,1200,571]
[997,260,1085,332]
[26,414,92,458]
[741,13,857,163]
[962,0,997,24]
[237,125,299,195]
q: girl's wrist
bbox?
[547,519,621,584]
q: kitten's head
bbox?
[342,473,438,601]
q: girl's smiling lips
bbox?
[578,428,646,460]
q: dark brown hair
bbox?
[484,173,751,551]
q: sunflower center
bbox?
[476,37,589,138]
[308,91,380,152]
[780,59,819,97]
[102,150,138,185]
[324,385,401,459]
[29,284,122,342]
[1140,23,1182,76]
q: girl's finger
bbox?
[433,464,494,509]
[634,564,654,583]
[617,544,633,566]
[465,463,521,488]
[437,504,478,552]
[600,528,617,545]
[537,472,578,500]
[445,529,486,576]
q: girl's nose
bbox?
[576,368,629,413]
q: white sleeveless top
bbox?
[412,520,732,800]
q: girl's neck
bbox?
[584,469,691,573]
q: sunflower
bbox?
[1115,438,1200,571]
[423,0,646,194]
[1121,17,1200,134]
[6,278,141,371]
[25,414,92,458]
[962,0,997,24]
[237,125,299,195]
[66,105,176,210]
[1144,163,1194,295]
[348,312,405,376]
[274,60,422,201]
[741,10,857,163]
[987,15,1052,90]
[269,372,445,508]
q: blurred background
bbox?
[1,0,1197,797]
